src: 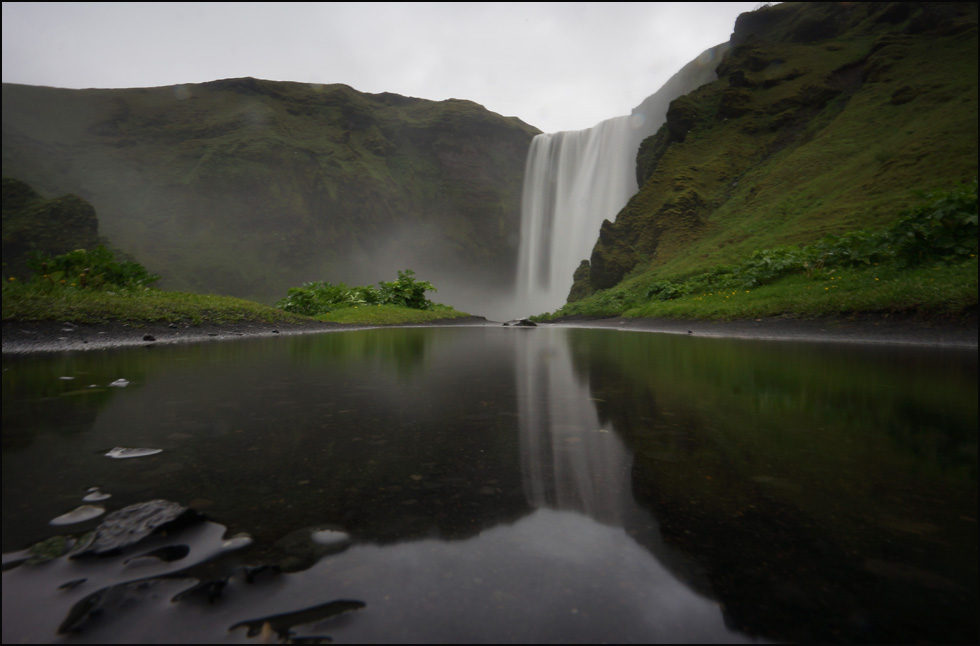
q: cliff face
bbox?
[578,2,977,296]
[2,79,539,307]
[1,177,102,277]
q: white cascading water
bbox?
[512,44,728,317]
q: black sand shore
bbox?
[3,311,977,354]
[546,311,979,348]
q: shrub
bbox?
[276,270,437,316]
[376,270,436,310]
[883,179,978,266]
[25,246,159,290]
[275,281,348,316]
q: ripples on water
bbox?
[2,327,976,643]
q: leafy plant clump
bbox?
[675,180,978,297]
[275,269,438,316]
[19,245,160,291]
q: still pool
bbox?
[2,326,977,643]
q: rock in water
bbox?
[71,500,201,557]
[105,447,162,458]
[49,505,106,526]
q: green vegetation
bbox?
[2,279,306,325]
[315,304,470,325]
[578,2,978,317]
[538,182,978,321]
[3,251,469,326]
[2,79,538,303]
[1,177,103,278]
[275,269,438,315]
[274,269,469,323]
[25,245,160,291]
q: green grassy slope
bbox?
[2,79,539,304]
[561,1,977,320]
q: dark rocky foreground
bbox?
[547,311,979,348]
[0,316,491,354]
[3,310,976,354]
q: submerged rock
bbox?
[275,526,352,572]
[230,599,366,640]
[59,578,194,634]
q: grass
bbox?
[625,258,978,320]
[538,256,977,322]
[1,282,305,325]
[536,255,978,322]
[1,282,471,327]
[312,304,471,325]
[587,3,978,303]
[543,179,978,322]
[2,79,538,304]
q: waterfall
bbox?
[515,117,638,316]
[512,44,728,317]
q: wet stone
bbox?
[83,487,112,502]
[50,505,105,526]
[71,500,201,558]
[105,447,162,459]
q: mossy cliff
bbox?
[1,177,102,277]
[2,79,539,305]
[576,1,977,297]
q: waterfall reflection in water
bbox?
[2,326,976,643]
[516,328,631,521]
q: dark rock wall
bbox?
[1,177,102,277]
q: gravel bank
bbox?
[3,311,976,354]
[1,316,491,354]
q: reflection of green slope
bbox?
[1,351,150,451]
[565,328,977,642]
[286,328,436,378]
[1,330,529,555]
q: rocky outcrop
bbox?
[1,177,102,277]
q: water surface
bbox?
[2,327,976,643]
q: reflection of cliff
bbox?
[0,354,153,552]
[0,352,143,452]
[565,328,977,643]
[285,327,438,379]
[15,330,534,554]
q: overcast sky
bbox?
[2,2,759,134]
